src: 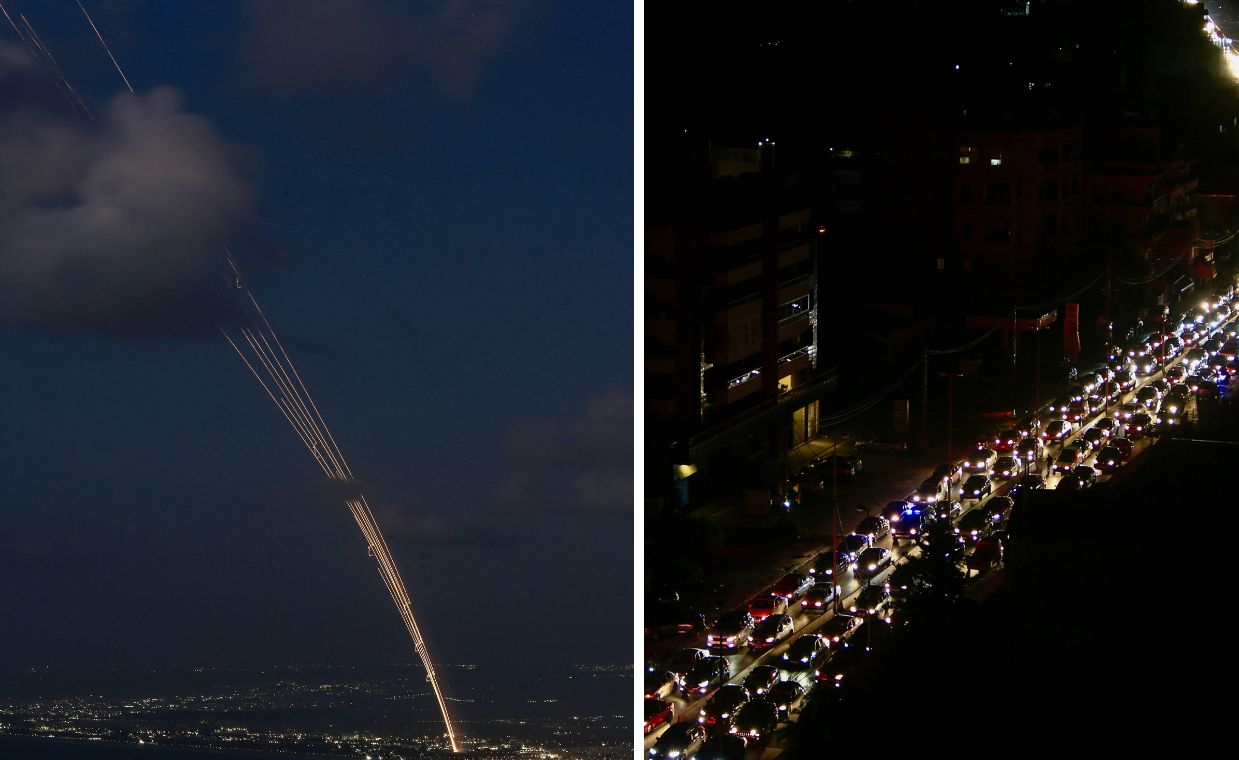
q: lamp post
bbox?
[939,371,965,500]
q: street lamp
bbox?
[939,371,965,500]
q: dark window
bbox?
[987,183,1012,205]
[960,183,974,205]
[1040,179,1059,201]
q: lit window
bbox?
[990,152,1004,167]
[959,146,976,165]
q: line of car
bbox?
[646,290,1239,757]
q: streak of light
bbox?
[75,0,133,93]
[18,14,92,120]
[0,1,23,39]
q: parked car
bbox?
[645,604,707,640]
[963,446,998,473]
[856,438,907,453]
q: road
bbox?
[645,291,1237,757]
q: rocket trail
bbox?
[75,0,132,93]
[63,11,463,751]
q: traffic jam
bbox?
[644,286,1239,758]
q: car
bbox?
[962,474,991,500]
[849,584,893,618]
[1053,446,1083,475]
[1065,400,1090,423]
[742,665,782,697]
[707,611,755,652]
[891,506,936,543]
[808,455,862,479]
[856,437,907,453]
[768,679,807,720]
[1056,471,1085,490]
[646,604,708,640]
[838,533,871,561]
[882,499,914,522]
[1095,417,1119,435]
[1128,411,1153,438]
[644,698,675,736]
[1043,419,1071,440]
[964,446,998,472]
[729,698,779,741]
[750,613,795,652]
[801,581,837,611]
[699,684,750,731]
[819,613,865,645]
[1095,445,1123,473]
[645,667,681,699]
[697,734,749,760]
[966,537,1003,575]
[985,495,1014,526]
[1136,386,1161,410]
[781,633,830,673]
[1196,379,1220,399]
[747,595,788,622]
[813,547,853,578]
[1016,436,1045,462]
[912,477,943,504]
[854,546,893,580]
[935,498,963,523]
[1081,427,1106,449]
[958,508,994,544]
[1072,465,1097,488]
[1111,437,1133,459]
[814,640,870,687]
[932,462,965,485]
[993,455,1020,480]
[650,721,706,758]
[1114,403,1141,421]
[1009,473,1046,498]
[1074,436,1095,457]
[1166,365,1187,384]
[770,572,815,603]
[993,428,1020,452]
[686,656,731,696]
[1163,388,1190,416]
[665,648,710,685]
[856,515,891,540]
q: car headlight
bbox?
[910,528,917,534]
[766,637,774,642]
[720,712,729,719]
[668,752,681,759]
[868,563,877,570]
[650,750,658,756]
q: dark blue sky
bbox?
[0,0,632,692]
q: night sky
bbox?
[0,0,632,683]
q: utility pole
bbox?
[1035,325,1042,410]
[1012,304,1019,376]
[920,347,929,448]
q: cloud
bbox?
[244,0,523,96]
[496,389,633,512]
[0,84,255,336]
